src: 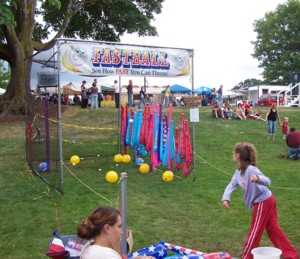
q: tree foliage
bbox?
[252,0,300,85]
[232,78,264,91]
[0,0,164,116]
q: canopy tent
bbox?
[161,84,192,94]
[62,82,81,95]
[101,85,114,92]
[0,88,6,95]
[223,90,245,97]
[194,86,212,95]
[62,82,114,95]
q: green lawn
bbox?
[0,105,299,258]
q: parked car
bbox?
[257,94,285,106]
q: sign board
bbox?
[59,41,192,78]
[190,108,199,122]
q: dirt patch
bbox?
[0,105,67,123]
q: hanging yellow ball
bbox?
[139,163,150,174]
[162,171,174,182]
[70,155,80,165]
[122,154,131,163]
[114,154,123,163]
[106,171,118,183]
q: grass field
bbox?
[0,105,299,258]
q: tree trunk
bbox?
[0,40,38,117]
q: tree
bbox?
[252,0,300,85]
[232,78,264,91]
[0,0,164,116]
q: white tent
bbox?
[223,90,244,97]
[62,82,81,95]
[0,88,6,95]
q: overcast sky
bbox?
[120,0,287,90]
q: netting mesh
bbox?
[58,119,119,159]
[26,47,120,194]
[26,99,62,192]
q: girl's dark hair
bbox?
[77,206,120,240]
[234,142,257,174]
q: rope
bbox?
[194,152,300,191]
[63,163,114,205]
[195,152,232,177]
[36,114,115,131]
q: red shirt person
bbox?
[286,127,300,160]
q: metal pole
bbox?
[118,76,122,153]
[191,51,197,181]
[120,172,128,256]
[56,40,64,193]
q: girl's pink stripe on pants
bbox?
[242,194,299,259]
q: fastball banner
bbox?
[59,41,192,78]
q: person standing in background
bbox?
[113,80,121,108]
[81,80,88,108]
[164,85,170,107]
[90,82,99,110]
[94,78,103,108]
[211,87,217,107]
[138,86,146,109]
[126,80,133,107]
[217,85,223,106]
[281,116,289,139]
[265,103,281,140]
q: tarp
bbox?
[161,84,191,93]
[62,82,81,95]
[0,88,6,95]
[223,90,244,97]
[101,85,114,92]
[62,82,114,95]
[195,86,212,95]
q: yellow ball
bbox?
[70,155,80,165]
[162,171,174,182]
[114,154,123,163]
[106,171,118,183]
[122,154,131,163]
[139,163,150,174]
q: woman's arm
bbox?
[276,110,281,124]
[265,109,270,121]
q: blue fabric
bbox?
[90,94,98,110]
[289,147,300,160]
[161,84,192,93]
[267,120,276,135]
[128,93,133,107]
[128,243,167,259]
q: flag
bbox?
[46,230,70,259]
[128,243,167,259]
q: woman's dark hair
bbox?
[77,206,120,240]
[234,142,257,174]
